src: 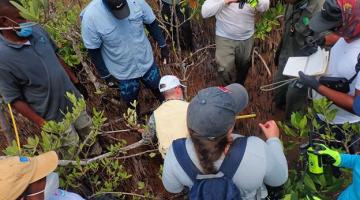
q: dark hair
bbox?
[189,129,228,174]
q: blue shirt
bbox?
[81,0,156,80]
[338,154,360,200]
[353,96,360,116]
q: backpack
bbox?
[172,137,248,200]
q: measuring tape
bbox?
[7,104,21,153]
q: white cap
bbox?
[159,75,186,92]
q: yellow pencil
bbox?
[236,114,257,120]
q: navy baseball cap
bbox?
[103,0,130,19]
[187,84,249,139]
[310,0,343,32]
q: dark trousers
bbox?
[161,1,193,51]
[119,62,164,106]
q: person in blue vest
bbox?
[81,0,169,110]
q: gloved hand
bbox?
[74,82,89,99]
[302,36,325,56]
[104,75,119,88]
[298,71,320,90]
[313,143,341,167]
[160,46,170,64]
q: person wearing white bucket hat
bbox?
[143,75,188,158]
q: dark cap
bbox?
[309,0,343,32]
[103,0,130,19]
[187,84,249,139]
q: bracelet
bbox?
[26,189,45,197]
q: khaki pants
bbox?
[215,35,254,85]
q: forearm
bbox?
[201,0,226,18]
[57,55,79,84]
[317,85,355,112]
[324,33,341,46]
[264,138,288,186]
[87,48,111,78]
[339,154,360,169]
[12,100,45,127]
[145,19,166,48]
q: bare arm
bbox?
[12,100,45,127]
[57,55,79,84]
[317,86,360,113]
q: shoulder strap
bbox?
[173,138,202,182]
[348,52,360,83]
[219,137,248,178]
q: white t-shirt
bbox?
[313,37,360,124]
[201,0,269,40]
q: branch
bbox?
[113,149,158,160]
[253,48,272,77]
[89,191,157,199]
[58,139,145,166]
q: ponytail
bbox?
[189,129,228,174]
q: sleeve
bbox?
[256,0,270,13]
[263,138,289,187]
[145,114,157,141]
[138,0,156,24]
[0,68,23,104]
[81,14,102,49]
[353,95,360,116]
[162,145,186,193]
[339,154,360,169]
[201,0,226,18]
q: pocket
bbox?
[101,27,120,47]
[128,12,144,38]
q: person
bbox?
[143,75,188,158]
[0,151,85,200]
[313,144,360,200]
[0,0,101,157]
[162,84,288,199]
[81,0,169,110]
[273,0,325,117]
[298,0,360,152]
[160,0,193,51]
[201,0,270,85]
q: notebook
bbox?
[282,47,330,77]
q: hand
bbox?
[298,71,320,90]
[104,75,119,88]
[74,82,89,100]
[160,46,170,64]
[313,143,341,166]
[259,120,280,139]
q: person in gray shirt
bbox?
[162,84,288,199]
[0,0,101,157]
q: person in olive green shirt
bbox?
[273,0,325,118]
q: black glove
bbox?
[74,82,89,99]
[302,36,325,56]
[160,46,170,62]
[298,71,320,90]
[104,75,119,88]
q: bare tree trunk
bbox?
[0,103,14,145]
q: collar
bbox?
[0,34,31,48]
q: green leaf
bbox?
[137,181,145,190]
[304,174,317,192]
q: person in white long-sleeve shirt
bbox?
[201,0,269,85]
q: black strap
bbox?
[348,52,360,83]
[219,137,248,178]
[173,137,248,181]
[173,138,202,181]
